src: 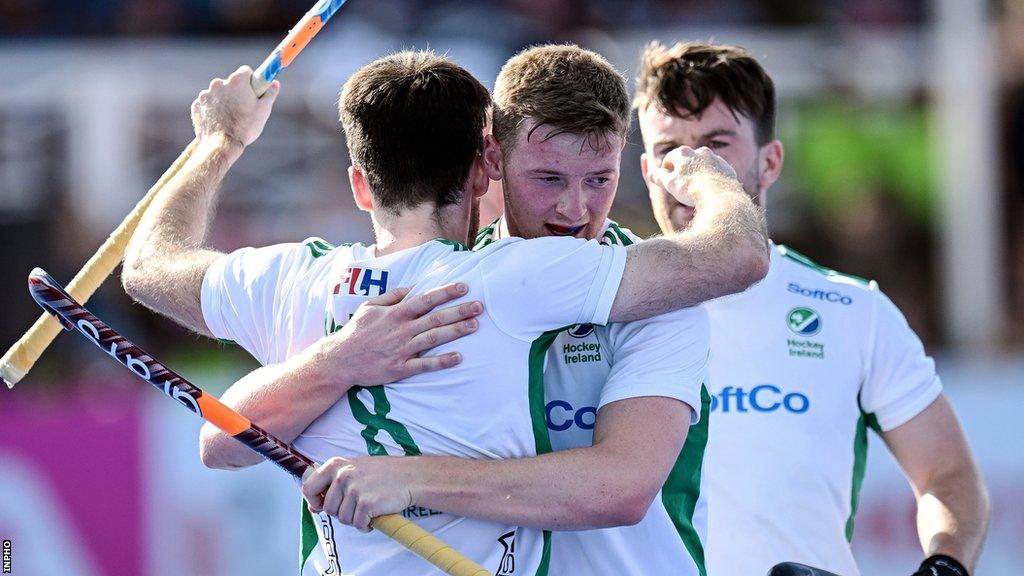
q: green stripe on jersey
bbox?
[529,330,563,455]
[528,329,567,575]
[536,531,552,576]
[846,409,881,541]
[777,245,870,286]
[661,385,711,576]
[300,500,319,572]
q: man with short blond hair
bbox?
[635,40,989,576]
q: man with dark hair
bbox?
[121,50,768,574]
[634,41,989,576]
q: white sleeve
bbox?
[200,241,320,365]
[479,237,627,341]
[860,288,942,431]
[600,306,710,424]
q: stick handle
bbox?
[371,515,493,576]
[1,139,199,388]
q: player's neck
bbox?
[371,203,469,256]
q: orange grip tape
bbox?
[197,394,252,436]
[281,16,323,67]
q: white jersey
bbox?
[703,244,942,576]
[476,218,711,576]
[200,235,627,576]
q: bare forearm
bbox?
[678,173,769,298]
[122,135,243,333]
[614,174,768,322]
[915,465,990,570]
[404,447,660,530]
[199,340,354,469]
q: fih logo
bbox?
[566,324,595,338]
[787,307,821,336]
[335,267,389,297]
[497,530,517,575]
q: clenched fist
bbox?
[647,146,738,208]
[191,65,280,147]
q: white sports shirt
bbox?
[703,244,942,576]
[201,235,627,576]
[477,218,711,576]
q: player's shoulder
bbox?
[277,236,363,267]
[476,235,599,256]
[774,244,880,301]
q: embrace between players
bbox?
[122,42,989,576]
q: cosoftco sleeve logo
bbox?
[545,400,597,431]
[709,385,810,414]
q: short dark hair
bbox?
[339,50,491,213]
[635,41,776,145]
[493,44,631,154]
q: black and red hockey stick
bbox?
[26,267,490,576]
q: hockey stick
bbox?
[0,0,350,389]
[27,268,491,576]
[768,562,844,576]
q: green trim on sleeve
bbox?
[661,384,711,576]
[846,409,880,541]
[777,245,871,286]
[305,238,337,259]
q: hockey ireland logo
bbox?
[787,307,821,336]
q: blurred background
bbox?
[1,0,1022,574]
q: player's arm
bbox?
[199,284,483,469]
[122,67,280,336]
[610,146,770,322]
[882,395,989,574]
[303,396,691,531]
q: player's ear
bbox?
[482,134,503,181]
[349,165,374,212]
[758,139,784,191]
[640,152,652,186]
[469,152,489,199]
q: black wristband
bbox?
[915,554,970,576]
